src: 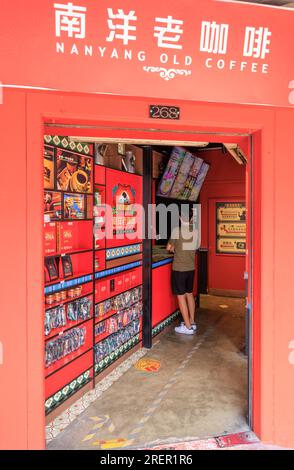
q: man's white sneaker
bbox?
[175,324,194,335]
[181,321,197,331]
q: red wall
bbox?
[1,89,294,449]
[199,149,246,293]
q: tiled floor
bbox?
[47,295,249,450]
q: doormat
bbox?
[215,431,258,448]
[144,431,259,450]
[135,358,161,373]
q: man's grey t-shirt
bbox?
[168,224,197,272]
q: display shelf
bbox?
[94,309,116,325]
[45,248,93,258]
[95,315,141,343]
[44,273,93,293]
[45,187,94,196]
[45,319,93,377]
[94,333,141,375]
[45,291,93,310]
[94,330,110,342]
[45,315,93,341]
[95,283,142,306]
[94,261,142,280]
[44,142,145,415]
[45,347,93,379]
[95,297,142,325]
[58,218,93,222]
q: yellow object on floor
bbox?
[135,358,161,373]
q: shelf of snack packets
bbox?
[43,137,144,415]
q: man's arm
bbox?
[166,227,178,253]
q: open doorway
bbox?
[44,133,251,449]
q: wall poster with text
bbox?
[216,202,246,255]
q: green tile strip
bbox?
[44,135,93,156]
[94,334,140,375]
[152,310,180,337]
[45,369,91,415]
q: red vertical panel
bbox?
[26,93,46,449]
[105,168,143,248]
[0,90,28,449]
[273,110,294,447]
[152,264,178,327]
[253,118,276,443]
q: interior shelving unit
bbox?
[44,137,143,416]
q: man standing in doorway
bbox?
[167,207,198,335]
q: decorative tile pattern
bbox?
[152,311,180,337]
[46,347,147,444]
[44,135,93,156]
[95,261,142,280]
[106,244,141,260]
[45,370,91,415]
[94,334,140,374]
[44,274,92,295]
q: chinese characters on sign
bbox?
[53,2,272,80]
[200,21,229,54]
[54,2,87,39]
[216,202,246,255]
[154,16,184,50]
[106,8,137,45]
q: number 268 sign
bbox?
[149,105,180,120]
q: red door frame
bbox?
[2,88,276,449]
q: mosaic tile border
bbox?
[95,334,140,374]
[106,244,141,261]
[46,347,147,444]
[44,135,93,156]
[95,261,142,279]
[152,311,180,337]
[45,274,92,295]
[45,370,91,416]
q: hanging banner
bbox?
[1,0,294,107]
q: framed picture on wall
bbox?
[63,193,85,220]
[44,145,55,189]
[216,202,246,255]
[44,191,62,221]
[56,148,92,193]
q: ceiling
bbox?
[235,0,294,6]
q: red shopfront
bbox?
[1,0,294,450]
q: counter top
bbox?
[152,245,173,268]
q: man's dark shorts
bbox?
[171,270,195,295]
